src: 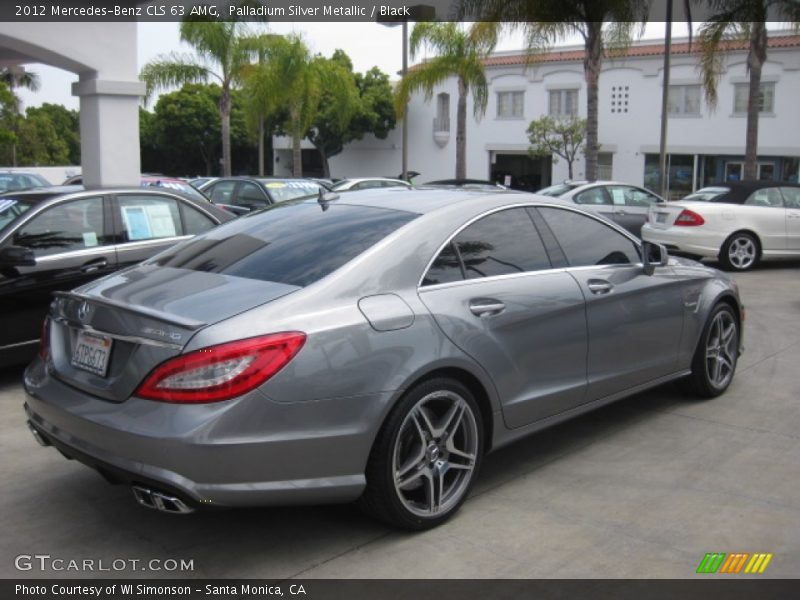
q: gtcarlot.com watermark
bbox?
[15,554,194,572]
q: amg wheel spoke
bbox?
[415,406,438,440]
[397,465,427,490]
[439,401,466,443]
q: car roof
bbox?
[695,181,800,203]
[309,186,573,216]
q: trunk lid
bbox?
[47,265,300,402]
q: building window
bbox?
[667,85,701,115]
[598,153,613,180]
[434,92,450,132]
[644,153,694,200]
[549,89,578,117]
[497,91,524,118]
[734,82,775,114]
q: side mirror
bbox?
[642,241,668,276]
[0,245,36,267]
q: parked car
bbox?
[24,189,742,529]
[0,186,233,367]
[330,177,411,192]
[425,179,507,191]
[537,180,664,237]
[642,181,800,271]
[200,177,324,215]
[62,174,209,202]
[0,172,51,192]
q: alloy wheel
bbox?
[727,236,757,270]
[705,310,738,390]
[391,390,479,517]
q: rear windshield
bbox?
[150,201,417,287]
[682,187,729,202]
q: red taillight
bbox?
[135,332,306,403]
[674,209,705,226]
[38,318,49,360]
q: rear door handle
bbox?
[587,279,614,295]
[469,299,506,317]
[80,258,108,274]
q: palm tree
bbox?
[140,21,263,176]
[462,0,648,181]
[243,35,358,177]
[698,1,800,181]
[395,22,498,180]
[1,67,40,166]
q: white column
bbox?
[72,78,145,188]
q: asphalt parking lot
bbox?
[1,261,798,579]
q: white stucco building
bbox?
[324,32,800,197]
[0,23,144,187]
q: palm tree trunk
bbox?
[743,22,767,182]
[292,132,302,177]
[584,23,603,182]
[258,117,265,177]
[455,78,467,180]
[220,83,232,176]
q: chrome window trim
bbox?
[32,245,116,263]
[417,201,642,289]
[51,315,183,350]
[114,235,193,252]
[0,338,38,350]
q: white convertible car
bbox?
[642,181,800,271]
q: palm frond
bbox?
[139,55,213,104]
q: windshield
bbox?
[537,183,582,197]
[150,201,417,287]
[261,181,321,202]
[0,173,49,192]
[0,197,35,231]
[681,187,729,202]
[141,179,208,201]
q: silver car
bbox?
[24,189,743,530]
[537,180,665,237]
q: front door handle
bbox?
[469,298,506,317]
[587,279,614,295]
[80,258,108,274]
[788,211,800,219]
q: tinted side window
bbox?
[117,195,183,242]
[422,242,463,286]
[180,203,217,235]
[574,187,610,205]
[152,203,417,287]
[780,187,800,209]
[453,208,550,279]
[744,188,783,208]
[207,181,236,204]
[608,185,660,207]
[14,197,110,257]
[236,182,268,207]
[537,207,640,266]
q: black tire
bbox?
[359,377,484,530]
[681,303,740,398]
[719,232,759,271]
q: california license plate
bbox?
[71,330,113,376]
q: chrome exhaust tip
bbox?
[132,486,194,514]
[27,421,51,447]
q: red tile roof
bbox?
[479,34,800,68]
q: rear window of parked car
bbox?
[151,201,417,287]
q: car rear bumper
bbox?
[641,225,724,258]
[23,357,392,508]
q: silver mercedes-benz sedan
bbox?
[24,188,743,530]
